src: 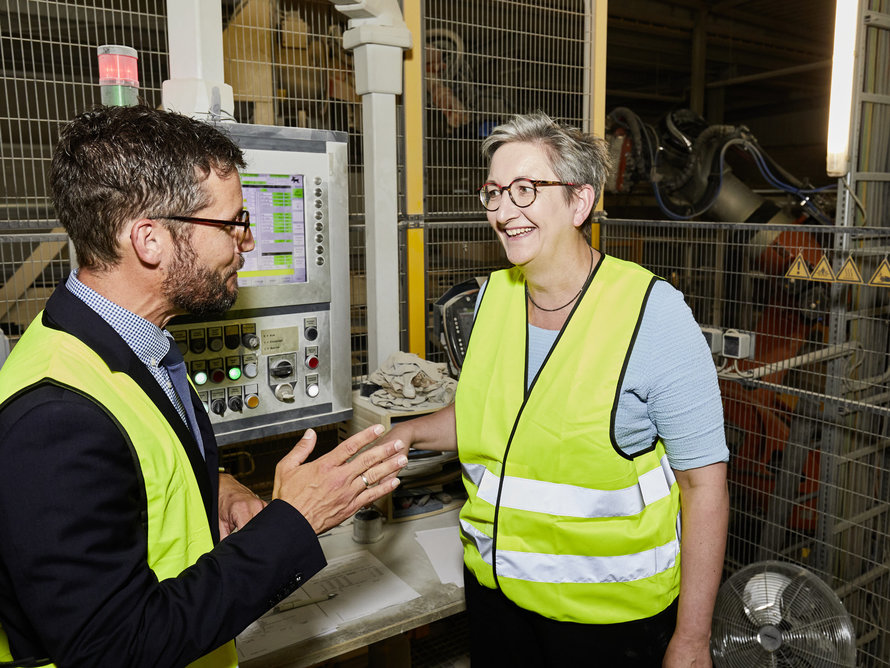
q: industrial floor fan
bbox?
[711,561,857,667]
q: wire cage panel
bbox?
[222,0,369,376]
[600,218,890,667]
[224,0,362,153]
[0,1,168,229]
[0,233,72,342]
[423,0,588,217]
[419,0,591,365]
[420,220,510,366]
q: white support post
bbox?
[330,0,411,373]
[361,92,400,373]
[162,0,234,119]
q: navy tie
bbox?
[161,340,205,459]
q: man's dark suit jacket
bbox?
[0,282,326,667]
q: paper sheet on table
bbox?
[236,551,420,662]
[415,525,464,586]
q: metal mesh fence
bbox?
[420,220,509,365]
[349,219,367,378]
[420,0,589,364]
[1,0,168,230]
[0,233,71,340]
[221,0,369,377]
[424,0,588,217]
[225,0,363,167]
[601,218,890,667]
[851,1,890,228]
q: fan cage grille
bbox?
[712,561,857,667]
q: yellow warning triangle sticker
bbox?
[785,254,811,279]
[835,257,864,284]
[809,255,835,282]
[868,258,890,288]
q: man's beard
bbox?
[163,237,242,316]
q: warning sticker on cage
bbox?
[835,257,864,284]
[868,258,890,288]
[809,256,835,282]
[785,254,811,279]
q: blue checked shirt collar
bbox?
[65,271,190,428]
[66,270,172,367]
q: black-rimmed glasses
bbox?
[478,178,577,211]
[150,210,251,240]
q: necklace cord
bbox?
[526,247,595,312]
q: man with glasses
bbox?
[0,104,407,667]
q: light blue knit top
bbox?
[476,278,729,471]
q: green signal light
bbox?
[100,84,138,107]
[228,366,242,381]
[193,371,208,386]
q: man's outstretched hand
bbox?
[273,424,407,534]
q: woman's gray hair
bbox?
[481,112,612,242]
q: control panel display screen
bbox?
[239,173,307,285]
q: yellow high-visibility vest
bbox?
[0,313,236,667]
[456,254,681,624]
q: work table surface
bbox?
[240,508,464,668]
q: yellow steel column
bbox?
[403,0,426,356]
[585,0,608,250]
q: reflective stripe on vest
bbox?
[0,313,236,668]
[460,517,680,585]
[456,255,682,624]
[462,455,677,518]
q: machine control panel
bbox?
[166,123,352,445]
[168,307,342,445]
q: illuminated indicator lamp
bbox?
[97,45,139,107]
[193,370,208,386]
[228,365,242,381]
[245,393,260,409]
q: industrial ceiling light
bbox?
[826,1,859,177]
